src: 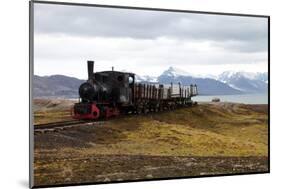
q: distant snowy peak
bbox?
[164,67,191,77]
[255,72,268,83]
[161,66,200,78]
[219,71,255,80]
[217,71,268,94]
[218,71,268,83]
[135,75,158,83]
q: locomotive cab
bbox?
[96,71,135,105]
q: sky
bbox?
[34,3,268,79]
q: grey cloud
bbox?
[212,38,267,53]
[34,3,268,53]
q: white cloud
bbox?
[34,34,267,78]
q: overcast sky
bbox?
[34,3,268,79]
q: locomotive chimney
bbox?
[87,60,94,81]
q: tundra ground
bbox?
[33,99,268,186]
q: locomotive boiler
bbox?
[73,60,198,120]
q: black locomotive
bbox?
[73,60,198,120]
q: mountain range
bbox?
[33,75,84,98]
[217,71,268,93]
[33,67,268,98]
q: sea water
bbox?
[193,94,268,104]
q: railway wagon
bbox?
[73,60,198,120]
[132,83,197,114]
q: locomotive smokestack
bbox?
[87,60,94,81]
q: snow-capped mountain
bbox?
[218,71,268,93]
[157,67,242,95]
[135,75,158,83]
[255,72,268,83]
[218,71,268,83]
[136,67,268,95]
[219,71,254,82]
[161,67,217,79]
[161,67,196,77]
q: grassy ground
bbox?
[33,99,75,124]
[33,100,268,186]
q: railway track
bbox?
[34,120,94,132]
[34,105,197,133]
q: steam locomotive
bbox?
[73,61,198,120]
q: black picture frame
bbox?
[29,1,270,188]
